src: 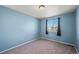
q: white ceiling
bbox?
[4,5,77,18]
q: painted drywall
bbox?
[0,6,76,52]
[76,6,79,53]
[40,12,76,45]
[0,6,40,51]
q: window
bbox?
[47,19,58,32]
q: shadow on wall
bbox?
[0,6,77,53]
[40,12,76,45]
[0,6,40,51]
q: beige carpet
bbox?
[2,39,76,54]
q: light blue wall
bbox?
[76,6,79,52]
[40,12,76,44]
[0,6,40,51]
[0,6,77,52]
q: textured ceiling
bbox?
[4,5,77,18]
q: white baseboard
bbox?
[40,37,75,46]
[0,37,77,54]
[0,39,37,54]
[41,37,79,54]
